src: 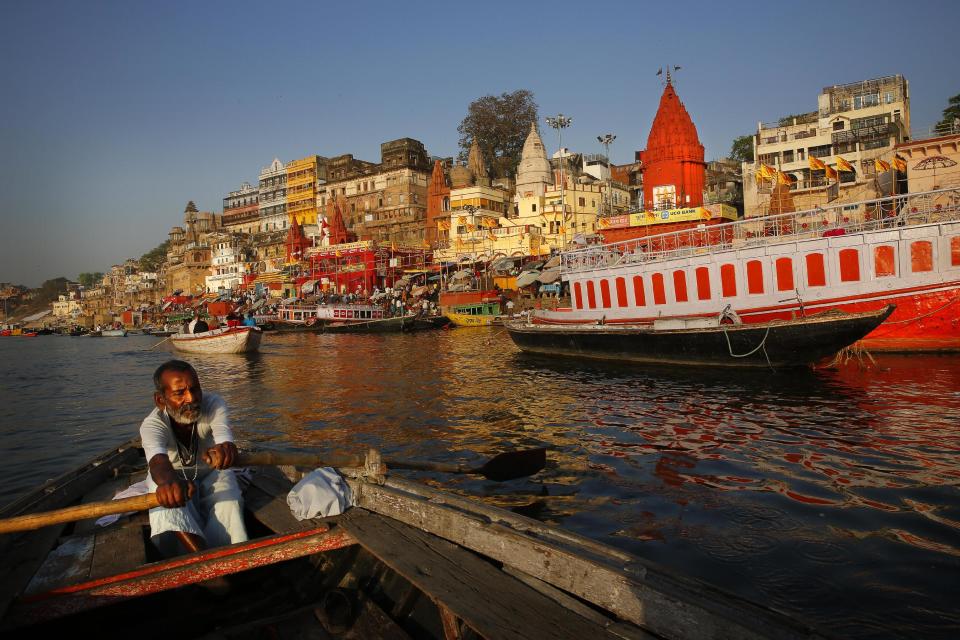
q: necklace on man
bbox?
[175,421,199,482]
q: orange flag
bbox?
[835,156,854,173]
[825,165,838,181]
[808,156,827,171]
[776,170,791,186]
[874,159,891,172]
[893,156,907,172]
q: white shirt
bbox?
[140,392,234,471]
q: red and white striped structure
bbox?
[536,187,960,352]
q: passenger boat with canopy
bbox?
[539,187,960,352]
[0,441,825,639]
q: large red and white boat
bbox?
[533,187,960,352]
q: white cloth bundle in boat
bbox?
[287,468,355,520]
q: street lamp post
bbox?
[597,134,616,218]
[546,114,573,249]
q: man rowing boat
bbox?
[141,359,248,556]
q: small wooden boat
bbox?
[100,329,127,337]
[0,442,824,639]
[506,305,895,368]
[170,326,262,354]
[322,315,417,334]
[445,301,502,327]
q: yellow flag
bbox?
[335,250,342,257]
[488,232,496,242]
[558,226,566,234]
[700,209,712,221]
[835,156,854,173]
[825,165,838,180]
[893,156,907,172]
[458,216,466,225]
[808,156,827,171]
[466,224,476,232]
[597,217,610,228]
[776,170,791,186]
[761,164,776,179]
[874,159,891,172]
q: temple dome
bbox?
[515,122,552,195]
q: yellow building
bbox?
[435,184,539,262]
[286,155,326,226]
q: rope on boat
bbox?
[723,326,772,369]
[825,342,879,370]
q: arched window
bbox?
[633,276,646,306]
[573,282,583,309]
[910,241,933,272]
[839,249,860,282]
[586,281,597,309]
[952,237,960,267]
[673,270,688,302]
[806,253,826,287]
[600,280,612,308]
[776,258,794,292]
[747,260,764,294]
[721,264,737,297]
[615,277,628,307]
[695,267,711,301]
[652,273,666,305]
[874,246,896,277]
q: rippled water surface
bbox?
[1,331,958,638]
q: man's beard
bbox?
[166,402,200,424]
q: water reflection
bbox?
[1,334,958,638]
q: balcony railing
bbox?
[562,187,960,274]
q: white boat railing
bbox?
[562,187,960,274]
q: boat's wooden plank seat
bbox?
[339,508,630,640]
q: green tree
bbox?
[936,93,960,134]
[730,135,755,163]
[37,277,70,303]
[457,90,539,179]
[139,240,170,273]
[77,272,104,287]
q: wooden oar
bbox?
[148,336,173,350]
[236,447,547,482]
[0,448,547,535]
[0,493,160,535]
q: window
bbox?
[864,139,889,150]
[874,246,896,277]
[809,145,832,159]
[695,267,711,300]
[952,237,960,267]
[776,258,794,291]
[578,197,585,207]
[672,270,688,302]
[806,253,826,286]
[600,280,612,308]
[747,260,764,294]
[721,264,737,297]
[911,241,933,272]
[649,274,667,305]
[783,150,794,164]
[839,249,860,281]
[854,92,880,109]
[616,277,628,307]
[833,121,845,131]
[586,281,597,309]
[531,203,536,212]
[633,276,646,306]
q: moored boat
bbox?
[170,326,262,354]
[100,329,127,337]
[0,441,825,639]
[445,301,502,327]
[507,305,894,368]
[322,314,418,333]
[554,187,960,352]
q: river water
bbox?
[1,330,958,638]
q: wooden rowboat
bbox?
[0,441,825,639]
[170,326,262,354]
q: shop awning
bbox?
[537,268,561,284]
[515,271,540,288]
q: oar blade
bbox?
[479,447,547,482]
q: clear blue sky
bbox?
[1,0,957,287]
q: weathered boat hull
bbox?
[507,306,894,368]
[170,327,262,354]
[445,311,498,327]
[322,315,417,333]
[100,330,127,337]
[0,442,826,640]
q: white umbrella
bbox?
[537,268,561,284]
[515,271,540,288]
[543,255,562,269]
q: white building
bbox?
[744,75,910,217]
[205,233,249,293]
[258,158,288,233]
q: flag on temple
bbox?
[835,156,854,173]
[558,226,566,234]
[825,165,838,180]
[466,224,476,232]
[893,156,907,172]
[487,232,496,242]
[808,156,827,171]
[335,250,342,258]
[874,159,892,172]
[458,216,466,225]
[776,170,791,186]
[759,164,776,180]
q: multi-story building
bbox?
[222,182,260,234]
[744,74,910,217]
[204,232,250,293]
[320,138,432,246]
[258,158,288,233]
[286,155,327,227]
[164,202,223,295]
